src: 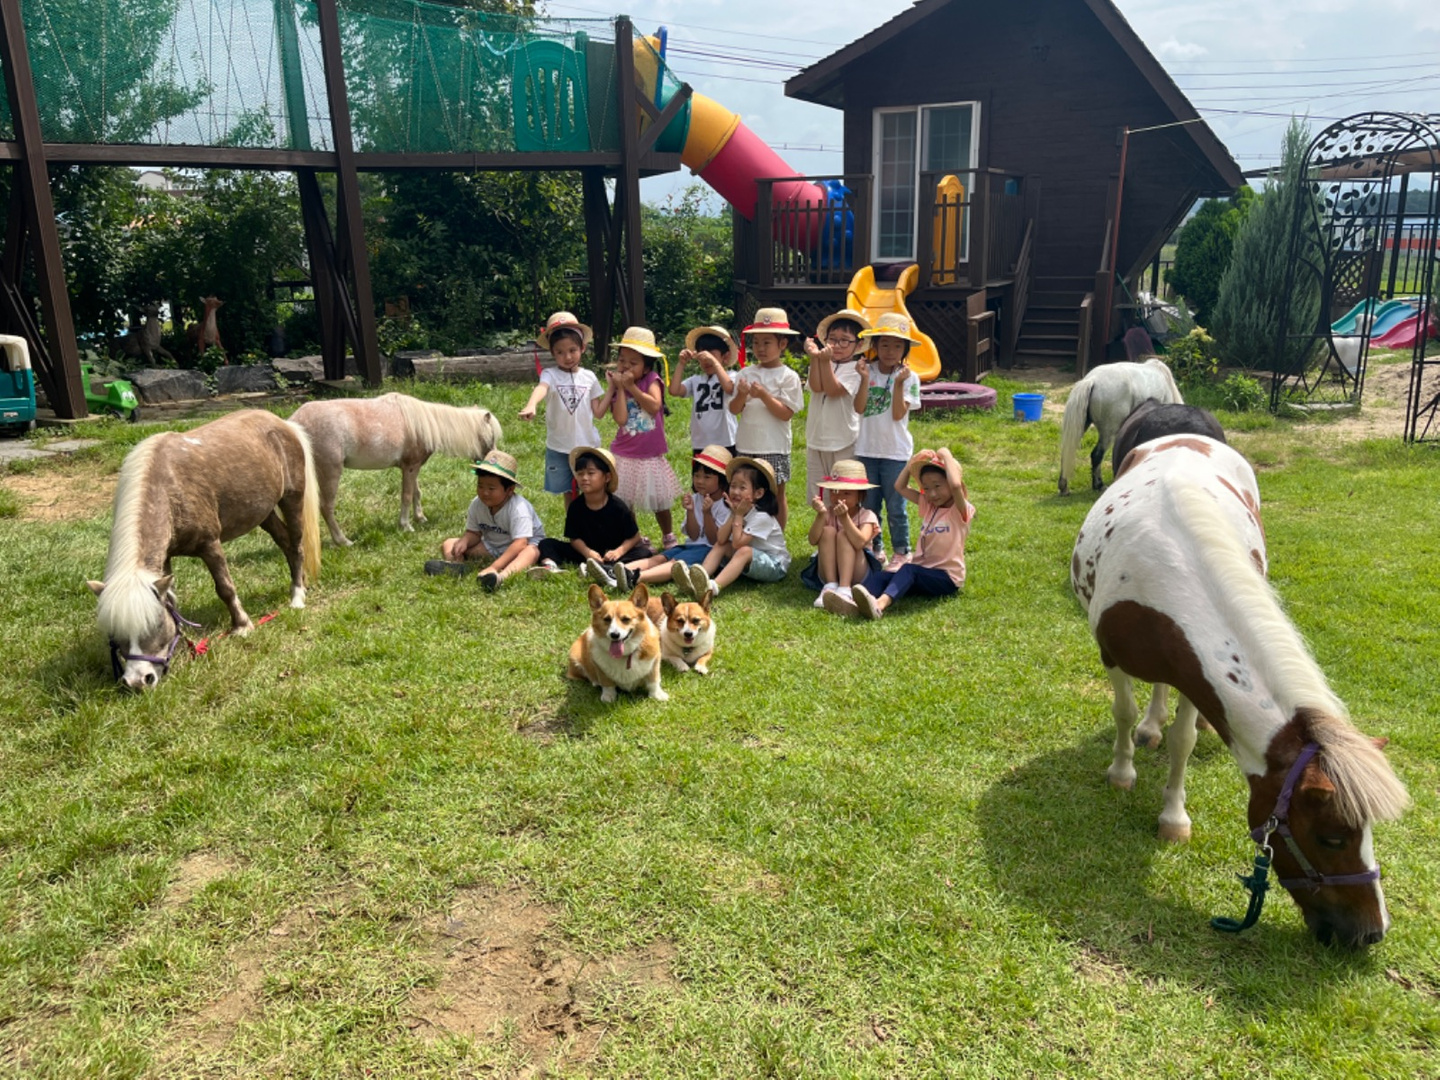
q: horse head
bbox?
[88,573,185,690]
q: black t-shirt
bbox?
[564,493,640,551]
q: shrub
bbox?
[1218,372,1267,412]
[1167,188,1254,325]
[1165,328,1219,386]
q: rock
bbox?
[130,369,211,404]
[405,349,549,383]
[215,365,279,395]
[272,356,324,383]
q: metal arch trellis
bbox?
[1271,111,1440,442]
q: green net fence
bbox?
[0,0,636,155]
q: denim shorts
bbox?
[544,447,575,495]
[743,549,788,582]
[663,542,712,565]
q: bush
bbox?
[1165,328,1219,386]
[1218,372,1267,412]
[641,185,734,337]
[1167,188,1254,325]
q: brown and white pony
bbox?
[1072,434,1409,945]
[88,410,321,690]
[289,392,502,545]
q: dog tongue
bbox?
[609,640,624,658]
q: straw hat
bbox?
[567,445,619,493]
[741,307,802,336]
[611,325,665,359]
[692,444,733,476]
[536,311,593,350]
[814,309,872,343]
[684,325,738,364]
[817,459,877,491]
[726,455,778,496]
[859,312,920,343]
[472,449,521,487]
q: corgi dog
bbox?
[647,591,716,675]
[567,583,667,703]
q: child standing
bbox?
[518,312,607,505]
[802,308,870,501]
[854,313,924,564]
[604,326,683,548]
[804,459,881,608]
[730,308,804,529]
[530,446,653,587]
[687,456,790,599]
[824,448,973,620]
[671,325,738,453]
[618,445,732,589]
[426,450,543,591]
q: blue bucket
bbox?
[1013,392,1045,422]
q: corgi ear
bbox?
[662,592,678,615]
[698,588,713,614]
[630,582,649,607]
[588,583,608,610]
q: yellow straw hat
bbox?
[611,325,665,359]
[815,309,872,343]
[816,459,878,491]
[859,312,921,343]
[726,455,778,495]
[741,307,802,336]
[684,325,738,365]
[692,445,733,475]
[471,449,522,487]
[567,445,620,493]
[536,311,593,350]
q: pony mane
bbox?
[1300,709,1411,827]
[97,437,166,639]
[394,395,501,459]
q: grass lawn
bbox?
[1,374,1437,1078]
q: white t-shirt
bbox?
[681,373,737,449]
[685,496,732,546]
[465,491,545,556]
[734,363,804,455]
[804,360,863,451]
[540,366,603,453]
[737,507,790,569]
[855,366,923,460]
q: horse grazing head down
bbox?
[87,571,185,691]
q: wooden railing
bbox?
[1076,293,1094,377]
[1088,217,1114,372]
[915,168,1029,290]
[735,174,872,289]
[1004,219,1035,362]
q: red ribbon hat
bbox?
[738,306,801,367]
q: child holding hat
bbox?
[671,325,739,454]
[603,326,683,548]
[616,445,732,590]
[802,309,870,502]
[687,455,790,599]
[427,450,543,591]
[854,312,924,565]
[804,459,881,608]
[730,308,804,529]
[530,446,653,588]
[519,311,607,506]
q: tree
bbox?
[1211,119,1322,373]
[641,186,733,338]
[1167,187,1255,326]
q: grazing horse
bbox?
[1058,358,1182,495]
[87,410,322,690]
[1111,399,1226,478]
[289,392,503,545]
[1071,435,1409,945]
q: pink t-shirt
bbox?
[913,493,975,586]
[610,370,668,459]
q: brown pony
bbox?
[289,392,502,545]
[88,410,321,690]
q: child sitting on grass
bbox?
[426,450,543,591]
[824,448,973,620]
[804,459,881,609]
[518,311,608,506]
[529,446,653,588]
[687,456,790,599]
[617,445,731,590]
[802,308,870,501]
[854,312,923,565]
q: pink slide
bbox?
[1373,311,1439,349]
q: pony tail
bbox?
[289,422,323,583]
[1058,379,1093,493]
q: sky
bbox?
[537,0,1440,209]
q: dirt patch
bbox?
[405,886,677,1074]
[2,459,115,523]
[161,852,242,910]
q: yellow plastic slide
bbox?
[845,264,943,382]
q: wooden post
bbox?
[0,0,85,417]
[582,168,613,356]
[756,181,774,290]
[970,173,990,288]
[613,17,645,327]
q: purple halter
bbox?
[1254,742,1382,891]
[109,599,200,681]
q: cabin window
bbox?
[872,102,979,262]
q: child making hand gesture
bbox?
[686,456,790,599]
[616,445,732,590]
[603,326,682,547]
[671,326,738,454]
[730,308,804,529]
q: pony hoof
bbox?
[1107,771,1136,791]
[400,523,415,533]
[1158,822,1192,843]
[232,622,255,637]
[290,588,307,609]
[1134,730,1161,751]
[336,537,353,548]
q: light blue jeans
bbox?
[544,448,574,495]
[858,455,910,554]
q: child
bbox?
[529,446,653,587]
[854,312,923,565]
[804,459,881,608]
[617,445,732,589]
[687,456,790,599]
[603,326,683,548]
[671,325,738,453]
[824,448,973,620]
[802,309,870,501]
[518,311,608,505]
[730,307,804,529]
[426,450,543,591]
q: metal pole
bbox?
[1102,126,1129,351]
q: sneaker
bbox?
[424,560,468,577]
[662,532,680,550]
[671,559,694,597]
[612,562,633,592]
[813,582,838,609]
[478,569,501,592]
[584,557,617,589]
[822,586,859,617]
[884,552,910,572]
[852,584,883,619]
[688,563,715,600]
[527,559,563,580]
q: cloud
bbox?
[1156,38,1209,60]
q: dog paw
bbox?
[666,658,689,672]
[693,664,709,676]
[600,688,617,703]
[651,687,669,701]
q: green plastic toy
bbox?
[80,362,141,422]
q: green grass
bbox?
[1,378,1437,1077]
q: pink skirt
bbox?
[615,454,682,512]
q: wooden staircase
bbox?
[1013,274,1089,366]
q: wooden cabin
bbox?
[737,0,1243,374]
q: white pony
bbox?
[1071,434,1409,945]
[289,392,503,545]
[1058,358,1182,494]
